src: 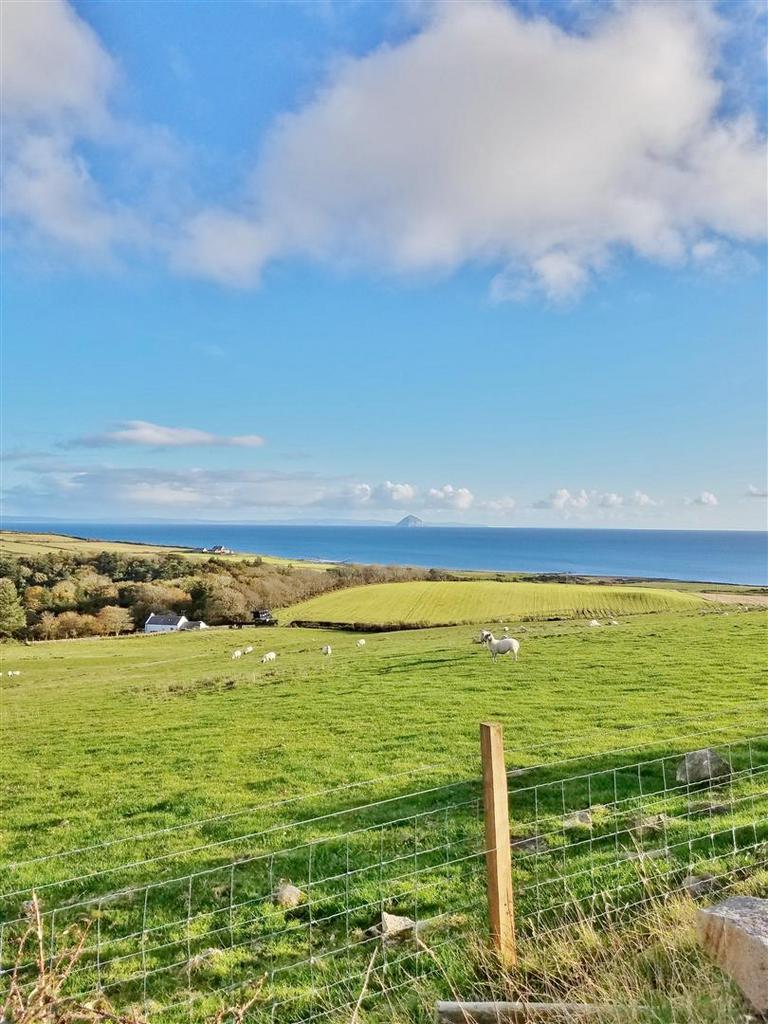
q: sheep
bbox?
[588,620,601,628]
[244,645,254,654]
[503,626,510,635]
[483,632,520,662]
[356,639,366,648]
[321,644,332,657]
[261,651,277,663]
[478,629,493,644]
[608,619,619,626]
[231,649,243,660]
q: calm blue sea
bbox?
[5,522,768,585]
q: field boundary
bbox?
[2,713,766,1023]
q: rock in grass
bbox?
[675,748,731,785]
[563,809,592,828]
[696,896,768,1012]
[692,802,731,817]
[630,813,669,837]
[511,834,549,853]
[272,881,305,909]
[683,874,717,898]
[366,911,417,942]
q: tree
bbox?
[0,578,26,637]
[35,611,57,640]
[96,606,134,636]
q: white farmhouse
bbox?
[144,612,188,634]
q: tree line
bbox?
[0,549,448,640]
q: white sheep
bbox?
[261,651,277,663]
[483,632,520,662]
[244,645,254,654]
[231,649,243,660]
[356,638,366,648]
[588,620,601,628]
[321,644,332,657]
[608,619,619,626]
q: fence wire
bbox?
[1,715,766,1023]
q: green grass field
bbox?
[285,579,705,626]
[0,530,332,571]
[1,606,766,1022]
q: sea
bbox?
[5,521,768,585]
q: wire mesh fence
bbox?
[1,706,766,1022]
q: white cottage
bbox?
[144,612,188,634]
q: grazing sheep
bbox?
[588,620,601,627]
[321,644,332,657]
[261,651,277,663]
[231,649,243,660]
[483,632,520,662]
[503,626,510,635]
[356,638,366,648]
[244,645,253,654]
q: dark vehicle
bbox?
[253,608,277,626]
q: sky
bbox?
[1,0,767,529]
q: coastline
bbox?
[2,525,766,590]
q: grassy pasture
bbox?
[1,608,766,1021]
[285,579,704,626]
[0,530,332,571]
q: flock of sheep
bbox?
[228,638,367,664]
[226,616,620,669]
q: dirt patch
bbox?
[699,592,768,606]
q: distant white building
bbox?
[144,613,188,634]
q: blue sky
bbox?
[2,0,766,528]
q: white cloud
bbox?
[1,0,114,130]
[598,491,624,508]
[747,484,768,498]
[686,490,719,506]
[480,496,517,516]
[374,480,418,504]
[0,0,123,253]
[533,487,591,511]
[68,420,266,449]
[176,0,766,297]
[628,490,661,508]
[534,487,662,514]
[426,484,474,511]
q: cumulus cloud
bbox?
[533,487,662,514]
[65,420,266,449]
[0,0,123,252]
[747,484,768,498]
[2,1,765,297]
[426,484,474,511]
[318,480,471,511]
[533,488,590,511]
[175,0,766,297]
[686,490,719,506]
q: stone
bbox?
[511,834,549,853]
[675,748,732,785]
[692,802,731,817]
[564,809,592,828]
[696,896,768,1013]
[366,911,417,942]
[272,881,305,909]
[682,874,717,898]
[630,813,669,837]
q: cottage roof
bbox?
[145,613,186,627]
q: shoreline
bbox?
[2,526,766,591]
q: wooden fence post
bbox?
[480,721,517,967]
